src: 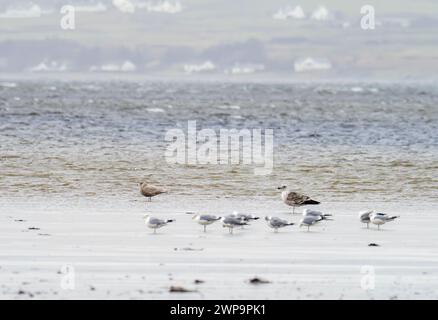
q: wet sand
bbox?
[0,197,437,299]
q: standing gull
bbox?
[303,209,332,220]
[359,210,373,228]
[265,216,294,232]
[221,216,248,234]
[277,186,320,214]
[299,215,323,232]
[229,211,260,228]
[192,214,221,232]
[139,182,167,202]
[370,212,399,230]
[230,212,260,222]
[143,215,174,234]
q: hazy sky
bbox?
[1,0,437,79]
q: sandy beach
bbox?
[1,196,437,300]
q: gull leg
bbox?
[153,228,156,234]
[378,225,380,230]
[292,206,295,214]
[203,225,206,233]
[307,226,310,232]
[367,223,369,229]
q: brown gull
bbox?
[277,186,320,214]
[139,182,167,202]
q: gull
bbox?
[221,216,248,234]
[265,216,294,232]
[299,215,323,232]
[303,208,332,220]
[139,182,167,202]
[277,186,320,214]
[229,211,260,223]
[192,214,221,232]
[359,210,373,228]
[370,212,399,230]
[143,215,174,234]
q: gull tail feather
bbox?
[303,199,320,205]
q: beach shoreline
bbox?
[1,197,437,300]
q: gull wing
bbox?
[286,192,319,205]
[200,215,219,222]
[270,217,289,227]
[149,217,166,225]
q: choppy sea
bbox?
[1,81,437,203]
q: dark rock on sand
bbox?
[248,277,270,284]
[17,289,34,298]
[169,286,195,293]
